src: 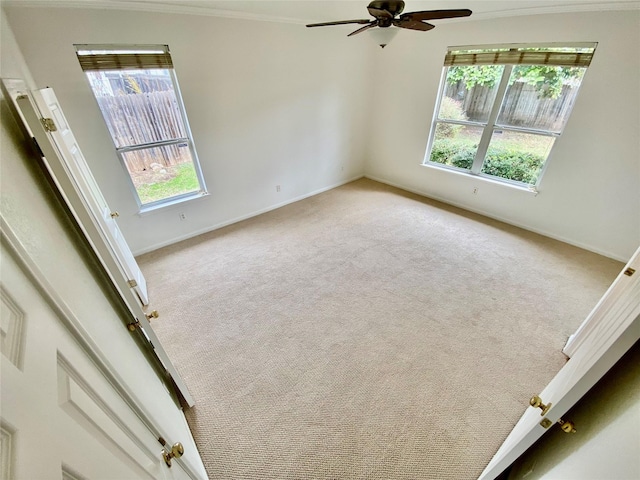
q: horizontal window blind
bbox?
[444,46,596,68]
[75,45,173,71]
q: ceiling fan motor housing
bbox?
[369,0,405,26]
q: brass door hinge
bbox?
[624,267,635,277]
[127,279,138,288]
[41,117,57,132]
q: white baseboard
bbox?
[134,174,365,256]
[364,174,627,263]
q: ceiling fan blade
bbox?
[367,6,394,19]
[306,19,372,27]
[348,21,379,37]
[393,19,435,31]
[400,9,472,22]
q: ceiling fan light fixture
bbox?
[368,26,399,48]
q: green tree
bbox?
[447,65,584,99]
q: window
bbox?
[425,44,596,188]
[76,44,206,210]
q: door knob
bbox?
[145,310,159,321]
[162,442,184,467]
[110,211,120,218]
[558,418,577,433]
[530,395,552,416]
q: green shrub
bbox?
[483,148,544,184]
[450,145,476,170]
[429,138,460,164]
[429,139,545,184]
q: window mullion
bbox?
[471,65,513,174]
[116,138,189,154]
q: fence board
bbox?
[444,81,579,132]
[96,91,188,171]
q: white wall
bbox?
[366,10,640,261]
[3,6,374,254]
[4,6,639,261]
[0,11,35,88]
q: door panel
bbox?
[0,243,193,479]
[13,88,194,407]
[33,87,149,306]
[478,247,640,479]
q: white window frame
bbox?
[76,45,207,212]
[423,43,596,191]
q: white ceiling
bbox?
[4,0,640,24]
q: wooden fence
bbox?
[97,91,189,172]
[445,81,579,132]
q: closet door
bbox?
[478,248,640,480]
[14,87,194,408]
[1,240,192,479]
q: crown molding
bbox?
[0,0,307,24]
[470,1,640,22]
[2,0,639,26]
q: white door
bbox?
[478,247,640,480]
[32,87,149,306]
[0,241,189,480]
[14,88,195,407]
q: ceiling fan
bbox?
[306,1,472,48]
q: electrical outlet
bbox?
[179,212,187,221]
[276,185,281,192]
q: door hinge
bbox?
[624,267,636,277]
[128,279,138,288]
[40,117,57,132]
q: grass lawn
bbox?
[136,162,199,204]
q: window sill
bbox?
[421,163,539,196]
[137,191,210,216]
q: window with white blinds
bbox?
[424,43,597,188]
[76,44,207,210]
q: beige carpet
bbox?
[137,179,622,479]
